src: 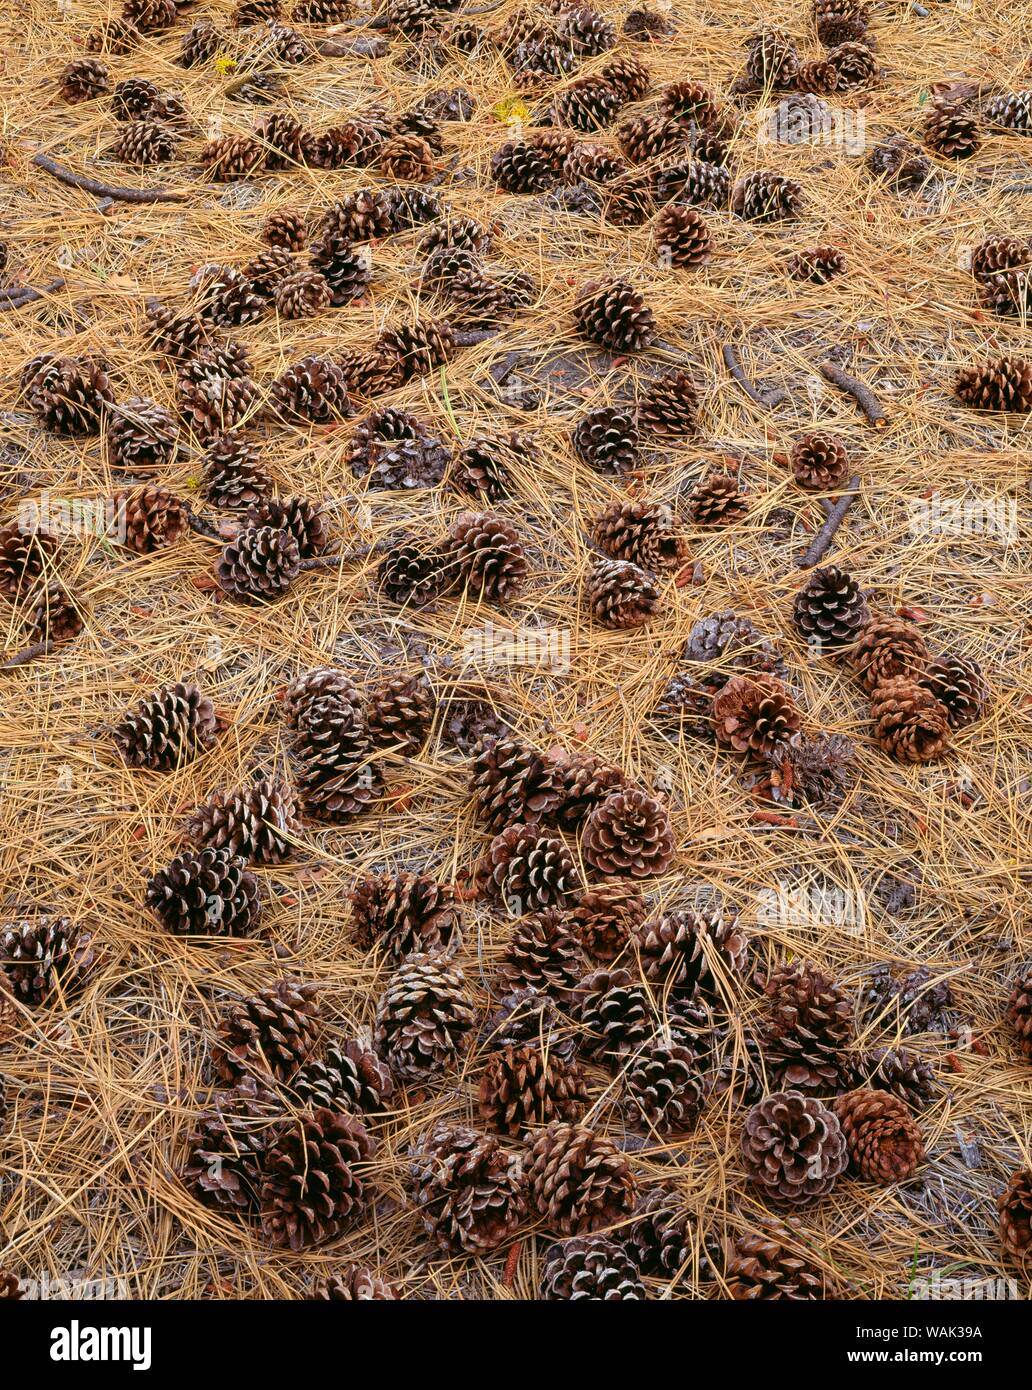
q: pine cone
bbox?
[290,1040,394,1115]
[215,525,300,603]
[527,1121,637,1234]
[654,158,731,208]
[271,269,329,320]
[479,1042,588,1135]
[763,962,853,1094]
[244,496,329,558]
[0,1270,23,1299]
[245,247,295,299]
[179,19,221,66]
[832,1087,923,1183]
[788,245,847,284]
[686,473,747,525]
[552,76,624,132]
[86,16,139,52]
[376,538,451,606]
[572,407,639,474]
[260,1107,375,1250]
[262,208,307,250]
[374,953,474,1080]
[349,408,449,491]
[814,0,868,45]
[410,1124,526,1253]
[202,433,271,508]
[955,354,1032,411]
[582,788,673,878]
[268,356,352,423]
[603,170,656,226]
[447,511,527,602]
[618,113,688,164]
[349,870,460,960]
[984,91,1032,133]
[293,698,379,824]
[826,40,877,89]
[492,908,580,996]
[635,909,749,1001]
[732,171,803,222]
[105,396,177,472]
[59,57,110,103]
[187,778,301,865]
[725,1221,828,1299]
[684,610,786,682]
[624,1035,706,1133]
[26,582,85,647]
[870,677,950,762]
[184,1075,280,1215]
[924,101,981,159]
[590,500,687,573]
[112,118,176,164]
[146,846,260,937]
[122,0,177,31]
[492,140,553,193]
[795,58,838,96]
[1006,965,1032,1061]
[570,883,645,961]
[792,565,870,651]
[418,215,491,256]
[111,76,157,119]
[624,1186,717,1279]
[789,431,849,490]
[574,280,656,351]
[366,673,435,752]
[22,354,114,434]
[113,680,218,771]
[623,7,675,41]
[999,1169,1032,1264]
[310,1267,397,1300]
[712,674,800,756]
[319,189,395,244]
[635,369,699,436]
[860,1047,938,1110]
[282,668,363,728]
[919,654,988,729]
[541,1236,645,1300]
[200,133,266,180]
[308,232,370,305]
[851,615,929,693]
[654,205,712,269]
[144,299,206,364]
[744,28,799,89]
[470,736,560,831]
[0,524,57,600]
[741,1091,847,1205]
[602,54,652,102]
[0,917,95,1007]
[764,733,855,812]
[480,986,574,1059]
[480,831,582,916]
[573,967,652,1061]
[585,558,661,629]
[190,264,264,327]
[453,431,527,501]
[867,134,930,190]
[371,317,456,388]
[112,486,187,553]
[214,978,320,1085]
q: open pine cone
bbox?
[526,1120,638,1235]
[999,1169,1032,1264]
[623,1034,707,1134]
[831,1087,924,1183]
[572,966,653,1061]
[851,615,929,693]
[634,908,749,1001]
[541,1236,645,1300]
[590,500,689,572]
[496,907,583,997]
[742,1090,847,1206]
[585,558,661,629]
[870,677,951,762]
[470,735,561,832]
[724,1220,829,1299]
[919,654,988,729]
[0,523,57,600]
[260,1107,376,1250]
[309,1267,398,1300]
[348,870,460,961]
[792,566,870,651]
[374,953,474,1080]
[763,961,854,1094]
[145,846,260,937]
[582,788,674,878]
[570,882,646,961]
[712,674,801,756]
[290,1039,394,1115]
[545,748,627,831]
[955,355,1032,411]
[184,1075,280,1215]
[187,778,301,865]
[213,978,321,1085]
[113,680,218,771]
[409,1123,526,1253]
[478,1042,588,1135]
[1006,965,1032,1060]
[789,431,849,490]
[447,511,527,602]
[0,916,95,1007]
[574,279,656,351]
[635,369,698,436]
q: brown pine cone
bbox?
[113,680,218,771]
[545,749,627,831]
[970,233,1029,283]
[742,1091,847,1205]
[712,673,800,756]
[867,134,930,190]
[349,870,460,960]
[418,214,491,257]
[447,511,527,602]
[113,486,187,553]
[106,395,177,471]
[86,16,139,51]
[292,694,378,825]
[618,112,688,164]
[179,19,222,67]
[376,538,451,607]
[984,91,1032,133]
[310,1267,397,1300]
[0,523,57,600]
[373,316,456,386]
[871,678,950,762]
[602,53,651,101]
[260,1107,375,1250]
[562,141,628,185]
[320,188,396,245]
[635,369,699,436]
[570,882,646,961]
[22,353,115,434]
[732,171,803,223]
[244,496,329,558]
[655,157,731,208]
[496,906,583,995]
[374,953,474,1080]
[290,1040,394,1115]
[635,908,749,1001]
[590,500,688,573]
[409,1123,526,1253]
[453,431,526,501]
[308,231,370,306]
[625,1186,718,1280]
[552,76,625,132]
[814,0,868,46]
[215,525,300,603]
[366,673,435,752]
[686,473,747,525]
[788,431,849,490]
[851,615,929,693]
[273,269,331,320]
[145,299,206,364]
[378,134,434,182]
[112,118,176,164]
[268,355,352,423]
[0,916,96,1007]
[202,433,271,508]
[111,76,158,119]
[480,986,575,1060]
[684,609,787,681]
[213,978,321,1085]
[744,28,799,89]
[725,1221,829,1299]
[479,1042,588,1135]
[26,582,85,647]
[788,245,847,284]
[252,112,311,169]
[59,57,111,103]
[585,558,661,629]
[146,846,260,937]
[826,39,877,89]
[245,247,296,299]
[1007,965,1032,1061]
[200,133,266,180]
[526,1121,637,1234]
[187,778,302,865]
[479,830,582,916]
[184,1075,281,1215]
[653,204,712,269]
[832,1087,924,1183]
[919,654,988,729]
[763,961,854,1094]
[349,407,450,491]
[792,565,870,651]
[859,1047,938,1111]
[262,208,307,250]
[999,1169,1032,1264]
[924,101,981,159]
[572,967,653,1061]
[541,1236,645,1300]
[795,58,838,95]
[623,1034,706,1133]
[492,140,553,193]
[572,407,639,474]
[122,0,177,31]
[582,788,673,878]
[470,735,561,832]
[574,279,656,352]
[764,732,855,812]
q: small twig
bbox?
[453,328,502,348]
[722,343,789,409]
[31,153,190,205]
[797,475,862,568]
[0,640,53,671]
[297,540,389,571]
[317,34,390,57]
[426,154,462,189]
[502,1240,523,1289]
[183,504,222,542]
[819,360,888,427]
[0,278,65,309]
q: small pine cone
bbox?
[179,338,252,385]
[572,407,639,474]
[712,673,801,756]
[349,407,449,490]
[860,1047,938,1111]
[552,76,624,133]
[453,431,526,501]
[625,1186,717,1279]
[260,1107,375,1251]
[919,654,988,729]
[544,749,626,833]
[867,136,931,192]
[215,525,300,604]
[832,1087,924,1183]
[955,354,1032,412]
[0,524,56,600]
[201,133,267,180]
[273,269,331,320]
[376,538,451,606]
[348,870,460,961]
[479,1042,588,1135]
[113,486,187,554]
[324,189,394,244]
[26,581,85,646]
[374,953,475,1081]
[871,676,951,763]
[480,831,582,917]
[562,142,628,185]
[570,883,645,962]
[410,1124,526,1254]
[585,558,661,630]
[179,19,222,66]
[112,118,176,164]
[574,279,656,352]
[851,615,929,693]
[792,565,870,650]
[471,735,561,832]
[146,846,260,937]
[378,134,434,182]
[541,1236,645,1300]
[732,170,803,223]
[660,79,724,128]
[111,76,158,119]
[105,395,177,472]
[310,1267,397,1300]
[384,182,443,232]
[788,245,846,284]
[999,1170,1032,1264]
[314,117,387,169]
[373,317,456,386]
[686,473,747,525]
[290,1040,394,1115]
[187,778,302,865]
[213,978,321,1085]
[421,243,481,290]
[526,1121,638,1235]
[764,733,855,812]
[558,4,616,54]
[763,961,854,1094]
[601,54,651,102]
[144,299,205,364]
[252,113,311,169]
[603,170,656,226]
[742,1091,847,1205]
[795,58,839,96]
[654,205,712,269]
[202,433,271,509]
[447,511,527,602]
[85,16,139,52]
[623,1034,706,1133]
[684,609,786,681]
[244,496,329,558]
[653,672,718,736]
[480,985,573,1057]
[623,6,675,41]
[826,40,877,90]
[0,916,95,1007]
[122,0,177,31]
[590,499,688,575]
[293,696,379,824]
[268,356,352,424]
[492,140,553,193]
[924,101,981,159]
[418,215,491,257]
[654,157,731,209]
[494,906,582,997]
[582,787,674,879]
[725,1221,829,1299]
[1007,966,1032,1061]
[789,431,849,491]
[22,354,115,435]
[59,57,110,103]
[814,0,868,46]
[744,28,799,89]
[262,208,307,251]
[190,263,264,327]
[635,908,749,1001]
[572,967,652,1061]
[308,232,370,306]
[984,91,1032,134]
[184,1075,280,1215]
[636,369,699,436]
[113,680,218,771]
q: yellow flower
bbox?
[214,53,237,75]
[493,97,530,127]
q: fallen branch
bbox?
[819,360,888,427]
[0,640,53,671]
[31,153,190,205]
[797,475,861,568]
[722,343,789,409]
[0,278,65,311]
[297,539,389,571]
[183,504,222,542]
[453,327,502,348]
